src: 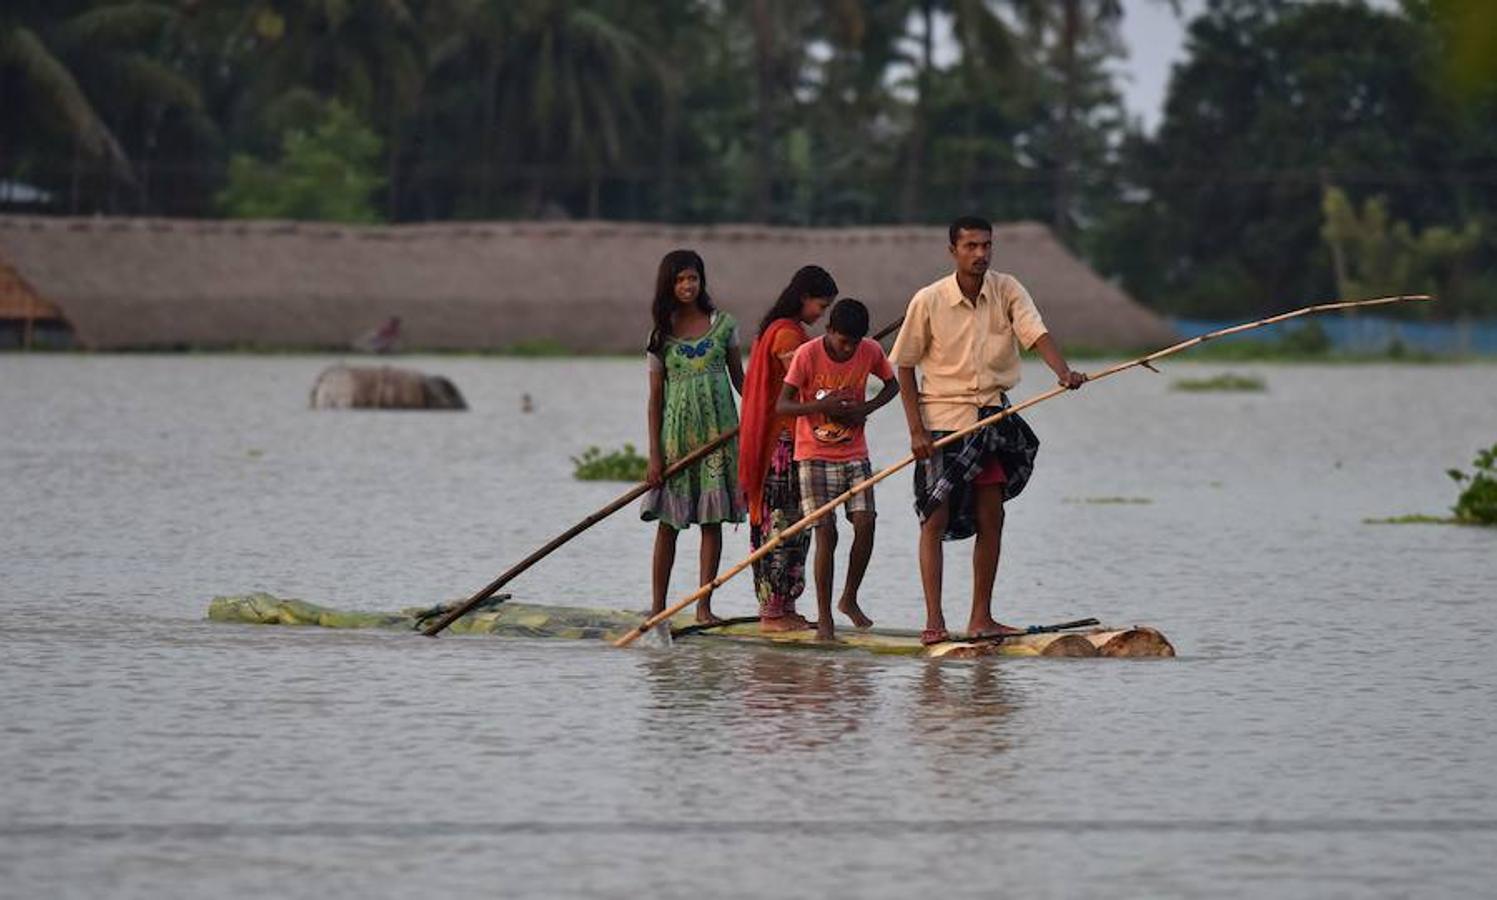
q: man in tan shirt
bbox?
[890,216,1086,644]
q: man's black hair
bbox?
[827,297,870,339]
[948,215,993,245]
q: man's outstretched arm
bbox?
[1031,333,1086,390]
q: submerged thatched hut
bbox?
[0,255,71,348]
[0,215,1174,352]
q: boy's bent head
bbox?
[827,297,870,339]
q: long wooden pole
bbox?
[614,293,1432,647]
[422,315,907,637]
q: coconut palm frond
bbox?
[377,38,425,108]
[334,47,376,112]
[377,0,416,26]
[951,0,1021,79]
[321,0,353,32]
[1,25,136,181]
[115,54,205,111]
[55,3,177,47]
[259,86,326,135]
[426,30,469,70]
[567,7,646,69]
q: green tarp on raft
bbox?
[208,592,646,640]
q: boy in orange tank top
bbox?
[776,298,900,641]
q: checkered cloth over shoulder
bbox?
[913,399,1039,541]
[797,458,875,526]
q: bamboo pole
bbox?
[614,293,1432,647]
[422,315,907,637]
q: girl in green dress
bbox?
[641,249,746,623]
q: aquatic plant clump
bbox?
[1448,444,1497,525]
[572,444,649,482]
[1171,373,1267,392]
[1363,514,1452,525]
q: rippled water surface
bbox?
[3,355,1495,899]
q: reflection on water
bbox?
[643,647,876,753]
[915,660,1018,743]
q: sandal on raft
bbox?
[920,628,951,646]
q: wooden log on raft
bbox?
[928,632,1098,659]
[1084,627,1176,658]
[309,364,466,410]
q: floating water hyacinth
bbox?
[1449,443,1497,525]
[1367,443,1497,526]
[1171,373,1266,392]
[571,444,649,482]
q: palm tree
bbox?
[231,0,420,118]
[1040,0,1123,241]
[798,1,909,223]
[426,0,656,217]
[617,0,707,222]
[742,0,892,222]
[899,0,1027,222]
[49,1,222,212]
[0,1,135,209]
[1014,0,1179,240]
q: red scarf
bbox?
[738,318,807,526]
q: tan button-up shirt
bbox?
[889,271,1049,431]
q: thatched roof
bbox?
[0,258,61,320]
[0,215,1175,351]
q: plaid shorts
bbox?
[797,458,875,527]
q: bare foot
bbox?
[781,612,813,630]
[815,622,836,642]
[966,620,1024,639]
[759,615,805,633]
[695,608,724,626]
[837,598,873,630]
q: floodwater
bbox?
[2,354,1494,899]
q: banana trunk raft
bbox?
[208,593,1174,659]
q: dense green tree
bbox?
[215,0,421,218]
[2,0,1494,322]
[1093,0,1495,318]
[217,100,384,222]
[1322,186,1480,299]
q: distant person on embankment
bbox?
[890,216,1087,646]
[355,316,402,354]
[739,265,837,635]
[777,298,900,642]
[640,249,746,625]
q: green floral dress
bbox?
[640,312,747,530]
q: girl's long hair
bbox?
[647,249,715,356]
[759,265,838,336]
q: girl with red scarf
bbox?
[738,266,837,632]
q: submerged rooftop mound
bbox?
[0,216,1176,352]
